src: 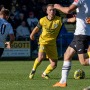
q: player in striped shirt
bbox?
[53,0,90,87]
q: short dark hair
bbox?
[0,8,10,16]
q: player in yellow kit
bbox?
[29,4,62,79]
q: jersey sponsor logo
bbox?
[74,0,78,2]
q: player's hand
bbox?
[30,34,35,40]
[54,4,61,9]
[5,42,11,49]
[85,17,90,24]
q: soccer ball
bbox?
[74,69,85,79]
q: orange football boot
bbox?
[53,82,67,87]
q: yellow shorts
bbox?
[39,44,58,60]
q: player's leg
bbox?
[53,46,76,87]
[83,86,90,90]
[42,45,58,79]
[77,36,90,65]
[78,54,90,65]
[42,58,57,79]
[53,36,77,87]
[54,35,90,87]
[78,50,90,65]
[29,45,46,79]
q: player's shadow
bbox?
[84,77,90,79]
[68,77,90,79]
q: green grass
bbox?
[0,60,90,90]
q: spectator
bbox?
[39,5,47,18]
[0,0,11,9]
[38,0,49,6]
[8,14,19,37]
[28,0,38,11]
[10,5,20,20]
[0,4,5,10]
[20,5,29,19]
[27,11,38,32]
[11,0,19,8]
[17,13,26,25]
[16,21,30,40]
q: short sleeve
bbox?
[72,0,82,7]
[37,19,42,29]
[8,24,14,34]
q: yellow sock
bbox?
[43,64,54,75]
[33,58,40,70]
[87,52,90,58]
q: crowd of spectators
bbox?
[0,0,73,40]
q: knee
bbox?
[79,59,89,66]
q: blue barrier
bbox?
[57,33,74,57]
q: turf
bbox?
[0,60,90,90]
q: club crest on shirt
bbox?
[54,24,58,28]
[74,0,78,2]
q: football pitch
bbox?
[0,60,90,90]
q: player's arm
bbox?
[30,20,42,40]
[5,24,15,49]
[54,4,77,14]
[9,34,15,44]
[30,26,40,40]
[5,34,15,49]
[63,16,76,23]
[67,16,76,23]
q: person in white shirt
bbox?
[16,20,30,40]
[27,11,38,31]
[0,8,15,57]
[53,0,90,87]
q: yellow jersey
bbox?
[37,16,62,45]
